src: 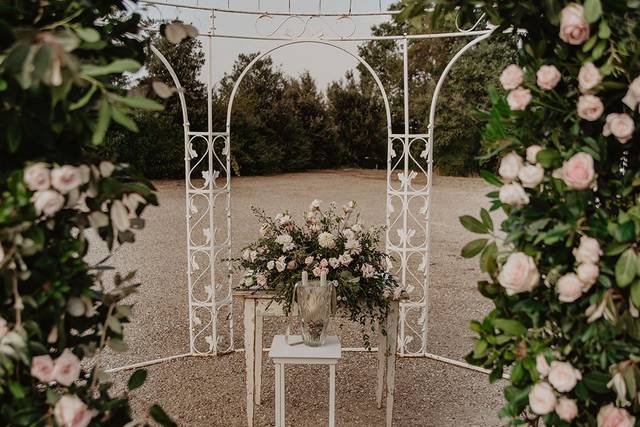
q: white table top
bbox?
[269,335,341,360]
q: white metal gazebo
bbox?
[110,0,500,391]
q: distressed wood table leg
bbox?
[329,364,336,427]
[275,363,282,427]
[385,302,399,427]
[254,312,264,405]
[376,320,386,409]
[244,299,256,427]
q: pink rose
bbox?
[597,404,636,427]
[603,113,635,144]
[256,274,267,286]
[500,64,524,90]
[526,145,543,164]
[54,395,96,427]
[53,349,81,386]
[578,62,602,93]
[559,4,590,45]
[536,65,561,90]
[329,258,339,268]
[562,152,595,190]
[361,263,375,278]
[528,382,557,415]
[574,236,602,264]
[507,87,532,111]
[518,164,544,188]
[32,190,65,217]
[536,354,551,377]
[304,256,315,266]
[556,398,578,422]
[498,252,539,295]
[31,355,55,383]
[577,263,599,289]
[622,76,640,111]
[577,95,604,121]
[320,258,329,268]
[498,151,524,182]
[51,165,83,194]
[557,273,584,303]
[548,361,581,392]
[499,183,530,207]
[24,163,51,191]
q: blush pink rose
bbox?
[51,165,83,194]
[507,87,532,111]
[577,263,599,289]
[557,273,585,303]
[622,76,640,111]
[559,4,590,45]
[32,190,65,217]
[304,256,315,265]
[526,145,543,164]
[536,65,561,90]
[528,382,557,415]
[30,354,55,383]
[536,354,551,377]
[548,361,582,392]
[597,404,636,427]
[52,349,81,386]
[498,252,539,295]
[578,62,602,93]
[54,395,96,427]
[556,398,578,422]
[518,164,545,188]
[603,113,635,144]
[498,152,524,182]
[24,163,51,191]
[562,152,595,190]
[577,95,604,121]
[500,64,524,90]
[574,235,602,264]
[499,183,530,207]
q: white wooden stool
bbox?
[269,335,341,427]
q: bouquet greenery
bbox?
[237,200,399,346]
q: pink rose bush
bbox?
[446,0,640,424]
[237,201,398,347]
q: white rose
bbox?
[557,273,584,303]
[577,263,599,289]
[99,161,115,177]
[499,183,530,207]
[622,76,640,112]
[275,256,286,273]
[242,249,251,261]
[338,253,353,266]
[30,354,55,383]
[562,152,595,190]
[500,64,524,90]
[345,238,362,255]
[536,65,561,90]
[53,349,81,386]
[318,232,336,249]
[603,113,635,144]
[507,87,532,111]
[304,256,315,266]
[577,95,604,121]
[498,152,524,182]
[498,252,539,295]
[536,354,551,377]
[24,163,51,191]
[33,190,65,217]
[275,234,295,251]
[51,165,83,194]
[578,62,602,93]
[574,235,602,264]
[556,398,578,422]
[351,223,362,233]
[0,317,8,339]
[361,263,375,278]
[548,361,581,392]
[66,297,86,317]
[309,199,322,210]
[598,403,636,427]
[110,200,130,232]
[526,145,543,164]
[54,395,95,427]
[329,258,339,268]
[518,164,544,188]
[528,382,557,415]
[559,4,590,45]
[267,260,275,270]
[123,193,145,213]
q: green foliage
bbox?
[0,1,173,425]
[402,0,640,424]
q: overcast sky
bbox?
[139,0,399,89]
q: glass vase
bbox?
[296,280,332,347]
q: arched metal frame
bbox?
[107,0,501,375]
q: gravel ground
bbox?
[95,169,506,426]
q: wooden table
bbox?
[234,290,401,427]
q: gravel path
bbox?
[96,169,506,426]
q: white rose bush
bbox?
[402,0,640,424]
[0,1,176,425]
[236,201,398,348]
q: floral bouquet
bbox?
[236,200,399,346]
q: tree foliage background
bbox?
[105,8,517,177]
